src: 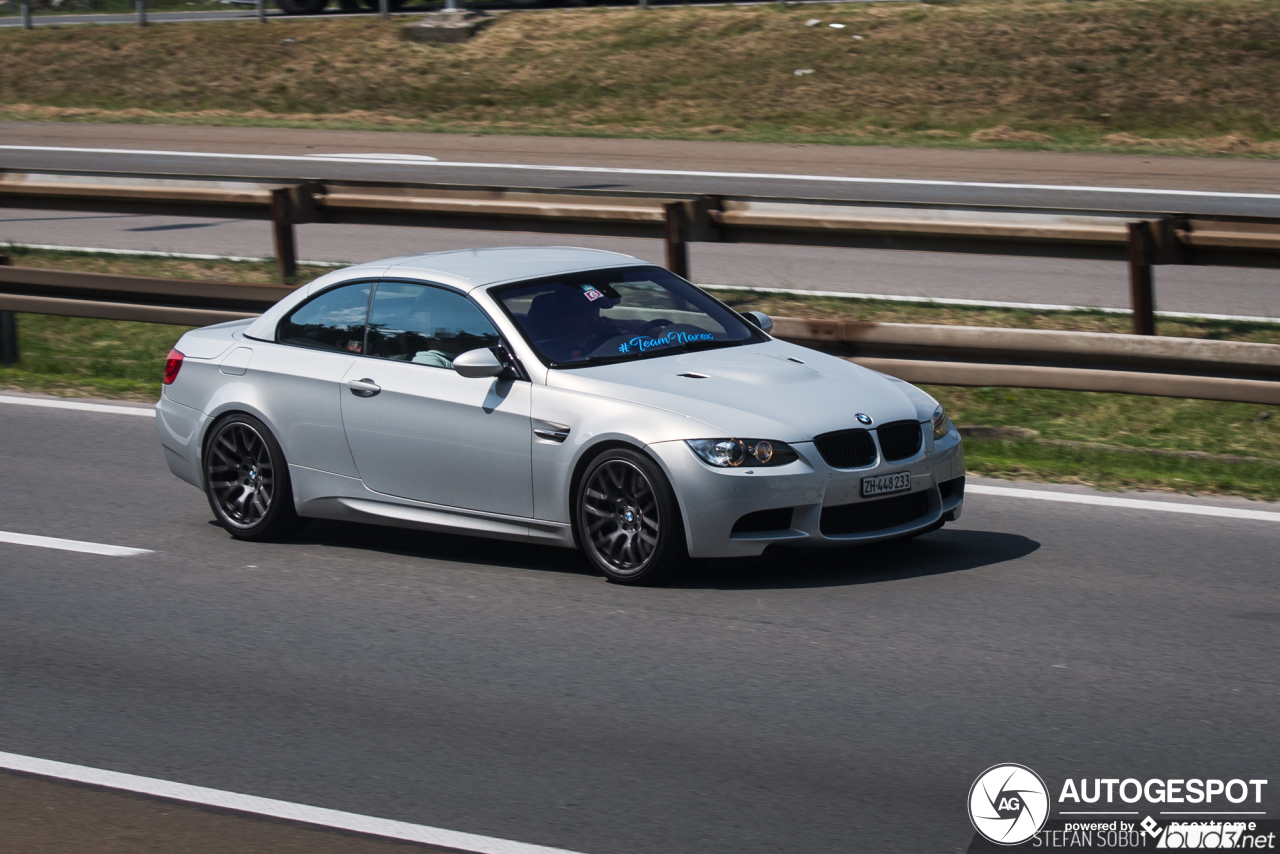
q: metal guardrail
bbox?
[2,169,1280,400]
[4,168,1280,336]
[12,0,270,28]
[0,265,1277,404]
[770,317,1280,405]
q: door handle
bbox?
[347,378,381,398]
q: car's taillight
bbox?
[163,349,184,385]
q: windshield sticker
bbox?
[617,331,715,354]
[581,285,605,302]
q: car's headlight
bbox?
[931,404,952,440]
[686,438,799,468]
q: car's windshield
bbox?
[493,265,761,367]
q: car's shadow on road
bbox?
[268,520,1038,590]
[674,529,1041,590]
[272,519,599,577]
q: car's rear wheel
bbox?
[203,414,307,541]
[575,448,686,585]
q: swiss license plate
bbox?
[861,471,912,498]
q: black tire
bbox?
[203,414,308,542]
[359,0,407,10]
[575,448,687,585]
[277,0,328,14]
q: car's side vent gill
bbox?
[533,422,570,443]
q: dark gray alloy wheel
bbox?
[203,414,306,541]
[576,449,686,585]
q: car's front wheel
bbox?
[575,448,686,585]
[203,414,307,541]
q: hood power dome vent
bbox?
[787,357,805,364]
[676,372,710,379]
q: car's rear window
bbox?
[277,282,371,354]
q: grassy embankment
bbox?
[2,246,1277,499]
[2,0,1280,155]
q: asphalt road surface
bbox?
[5,122,1280,213]
[1,398,1277,853]
[4,124,1280,316]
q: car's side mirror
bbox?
[743,311,774,334]
[453,348,505,379]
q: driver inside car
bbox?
[526,285,627,361]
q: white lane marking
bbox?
[0,751,588,854]
[967,484,1280,523]
[3,145,1280,201]
[0,531,152,557]
[308,152,440,162]
[0,395,156,417]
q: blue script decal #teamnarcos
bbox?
[618,331,715,354]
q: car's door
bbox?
[339,281,534,518]
[253,280,372,477]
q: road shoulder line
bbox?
[967,483,1280,522]
[0,531,153,557]
[0,394,157,417]
[0,751,588,854]
[4,144,1280,200]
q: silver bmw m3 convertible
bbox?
[157,247,964,584]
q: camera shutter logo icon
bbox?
[968,764,1050,845]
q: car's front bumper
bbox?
[648,425,965,559]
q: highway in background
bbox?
[0,5,437,28]
[1,399,1277,853]
[0,0,911,29]
[4,123,1280,317]
[4,122,1280,213]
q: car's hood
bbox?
[545,339,925,441]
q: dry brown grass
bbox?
[5,249,291,283]
[2,0,1279,150]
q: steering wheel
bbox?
[638,318,674,334]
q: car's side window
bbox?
[365,282,502,369]
[277,282,372,354]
